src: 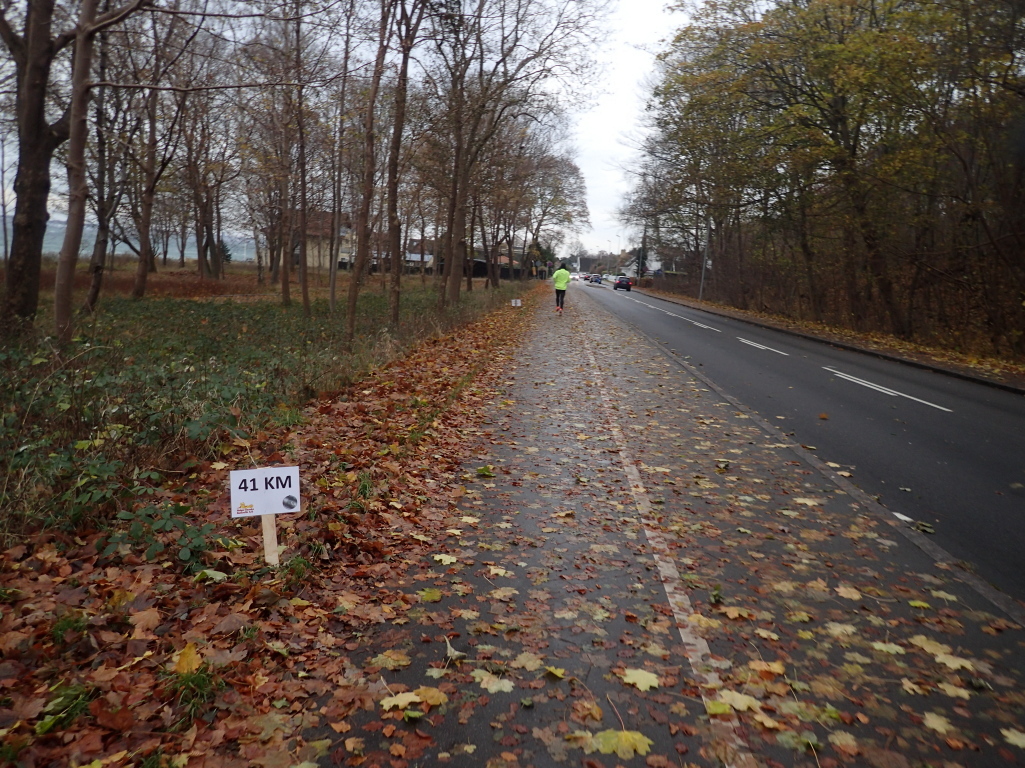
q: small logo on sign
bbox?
[236,502,255,515]
[282,495,298,510]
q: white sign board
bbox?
[230,466,301,518]
[511,299,522,307]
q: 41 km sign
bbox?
[229,466,301,567]
[230,466,301,518]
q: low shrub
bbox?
[1,281,523,540]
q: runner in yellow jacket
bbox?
[552,264,571,314]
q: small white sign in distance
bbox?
[511,299,522,306]
[230,466,301,518]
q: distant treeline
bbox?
[625,0,1025,360]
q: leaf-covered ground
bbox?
[2,288,1024,768]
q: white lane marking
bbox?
[631,298,723,332]
[585,348,757,768]
[737,337,789,356]
[823,367,953,412]
[892,511,915,522]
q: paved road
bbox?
[580,283,1025,602]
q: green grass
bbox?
[164,666,224,725]
[1,281,523,540]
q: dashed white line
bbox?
[823,367,953,412]
[630,298,723,332]
[737,337,789,355]
[585,347,757,768]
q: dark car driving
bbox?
[613,276,631,291]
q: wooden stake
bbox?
[261,514,280,566]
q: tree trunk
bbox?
[131,88,159,299]
[386,0,424,328]
[346,0,391,343]
[2,1,68,333]
[53,0,100,344]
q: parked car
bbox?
[590,274,602,284]
[613,276,632,291]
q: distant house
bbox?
[290,210,352,270]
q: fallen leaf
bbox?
[748,660,785,677]
[828,731,859,756]
[371,650,411,670]
[1002,728,1025,748]
[621,669,659,691]
[471,669,514,693]
[592,729,654,759]
[937,683,971,700]
[718,690,761,712]
[433,554,457,565]
[381,692,421,711]
[835,585,861,600]
[130,607,161,639]
[901,678,925,695]
[753,712,783,730]
[414,686,448,706]
[923,712,952,734]
[510,652,544,671]
[704,700,732,716]
[909,635,951,655]
[755,628,779,641]
[935,653,974,671]
[825,622,856,638]
[871,642,905,655]
[212,613,249,635]
[174,643,203,674]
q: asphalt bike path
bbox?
[305,291,1025,768]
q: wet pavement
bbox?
[305,291,1025,768]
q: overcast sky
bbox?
[572,0,683,257]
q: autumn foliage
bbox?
[0,287,537,766]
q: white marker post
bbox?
[229,466,301,566]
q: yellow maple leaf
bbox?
[173,642,203,674]
[754,712,783,730]
[381,692,421,711]
[828,731,859,756]
[923,712,952,734]
[414,686,448,706]
[748,660,785,676]
[909,634,950,655]
[825,622,857,638]
[371,650,411,670]
[621,668,659,691]
[937,683,970,700]
[935,653,974,671]
[871,642,905,654]
[755,628,779,641]
[592,729,654,759]
[901,678,925,695]
[722,605,753,620]
[835,585,861,600]
[510,652,544,671]
[719,689,761,712]
[687,613,721,629]
[1001,728,1025,748]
